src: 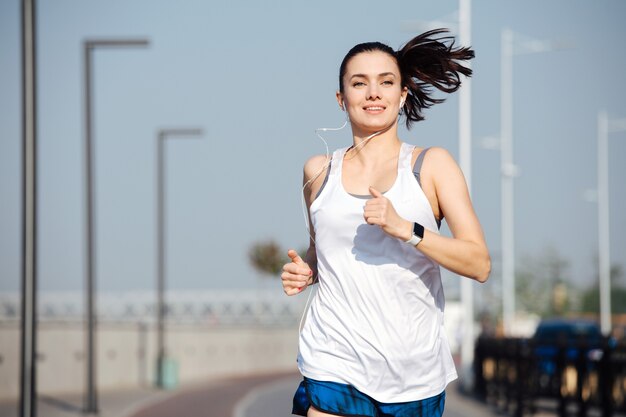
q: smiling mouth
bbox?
[364,106,385,111]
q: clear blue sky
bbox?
[1,1,625,304]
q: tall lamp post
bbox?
[83,38,149,413]
[155,128,203,388]
[597,111,626,335]
[20,0,37,416]
[500,29,562,336]
[456,0,474,384]
[401,0,474,385]
[500,27,517,337]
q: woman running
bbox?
[282,29,491,417]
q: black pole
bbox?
[155,129,203,388]
[557,338,567,417]
[83,42,98,414]
[82,38,149,410]
[574,338,588,417]
[599,338,613,417]
[19,0,37,416]
[156,132,166,388]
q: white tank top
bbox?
[297,142,457,402]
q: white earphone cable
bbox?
[297,118,391,333]
[298,119,347,333]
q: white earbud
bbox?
[400,98,405,108]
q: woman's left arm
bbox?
[364,147,490,282]
[416,147,490,282]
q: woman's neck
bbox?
[348,124,401,163]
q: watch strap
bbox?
[406,234,422,246]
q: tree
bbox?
[248,240,289,277]
[515,246,572,317]
[580,264,626,314]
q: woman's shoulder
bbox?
[418,146,465,192]
[411,145,457,167]
[416,145,452,158]
[303,146,350,179]
[303,154,330,182]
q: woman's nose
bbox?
[366,83,381,100]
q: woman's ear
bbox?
[336,91,345,111]
[401,87,408,104]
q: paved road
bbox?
[231,374,488,417]
[1,372,554,417]
[130,373,505,417]
[130,372,297,417]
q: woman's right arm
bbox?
[281,155,328,296]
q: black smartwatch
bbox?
[405,222,425,246]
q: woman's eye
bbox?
[352,81,365,87]
[382,80,394,86]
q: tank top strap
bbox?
[329,147,348,177]
[399,142,416,171]
[313,148,346,200]
[412,147,431,187]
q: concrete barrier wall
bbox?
[0,321,300,400]
[0,321,20,399]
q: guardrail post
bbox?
[474,337,487,401]
[557,336,567,417]
[575,337,588,417]
[497,338,507,411]
[599,338,612,417]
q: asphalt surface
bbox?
[0,386,165,417]
[129,372,508,417]
[0,372,558,417]
[130,371,297,417]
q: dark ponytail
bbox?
[397,28,474,128]
[338,29,474,130]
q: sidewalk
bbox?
[0,386,169,417]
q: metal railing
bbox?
[474,336,626,416]
[0,290,307,327]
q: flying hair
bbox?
[338,29,474,129]
[397,28,474,128]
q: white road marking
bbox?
[232,376,299,417]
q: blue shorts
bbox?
[292,377,446,417]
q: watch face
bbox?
[413,222,425,238]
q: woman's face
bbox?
[337,50,407,134]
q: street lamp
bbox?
[155,128,203,388]
[401,0,475,386]
[597,111,626,335]
[500,28,563,336]
[83,38,149,413]
[20,1,37,416]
